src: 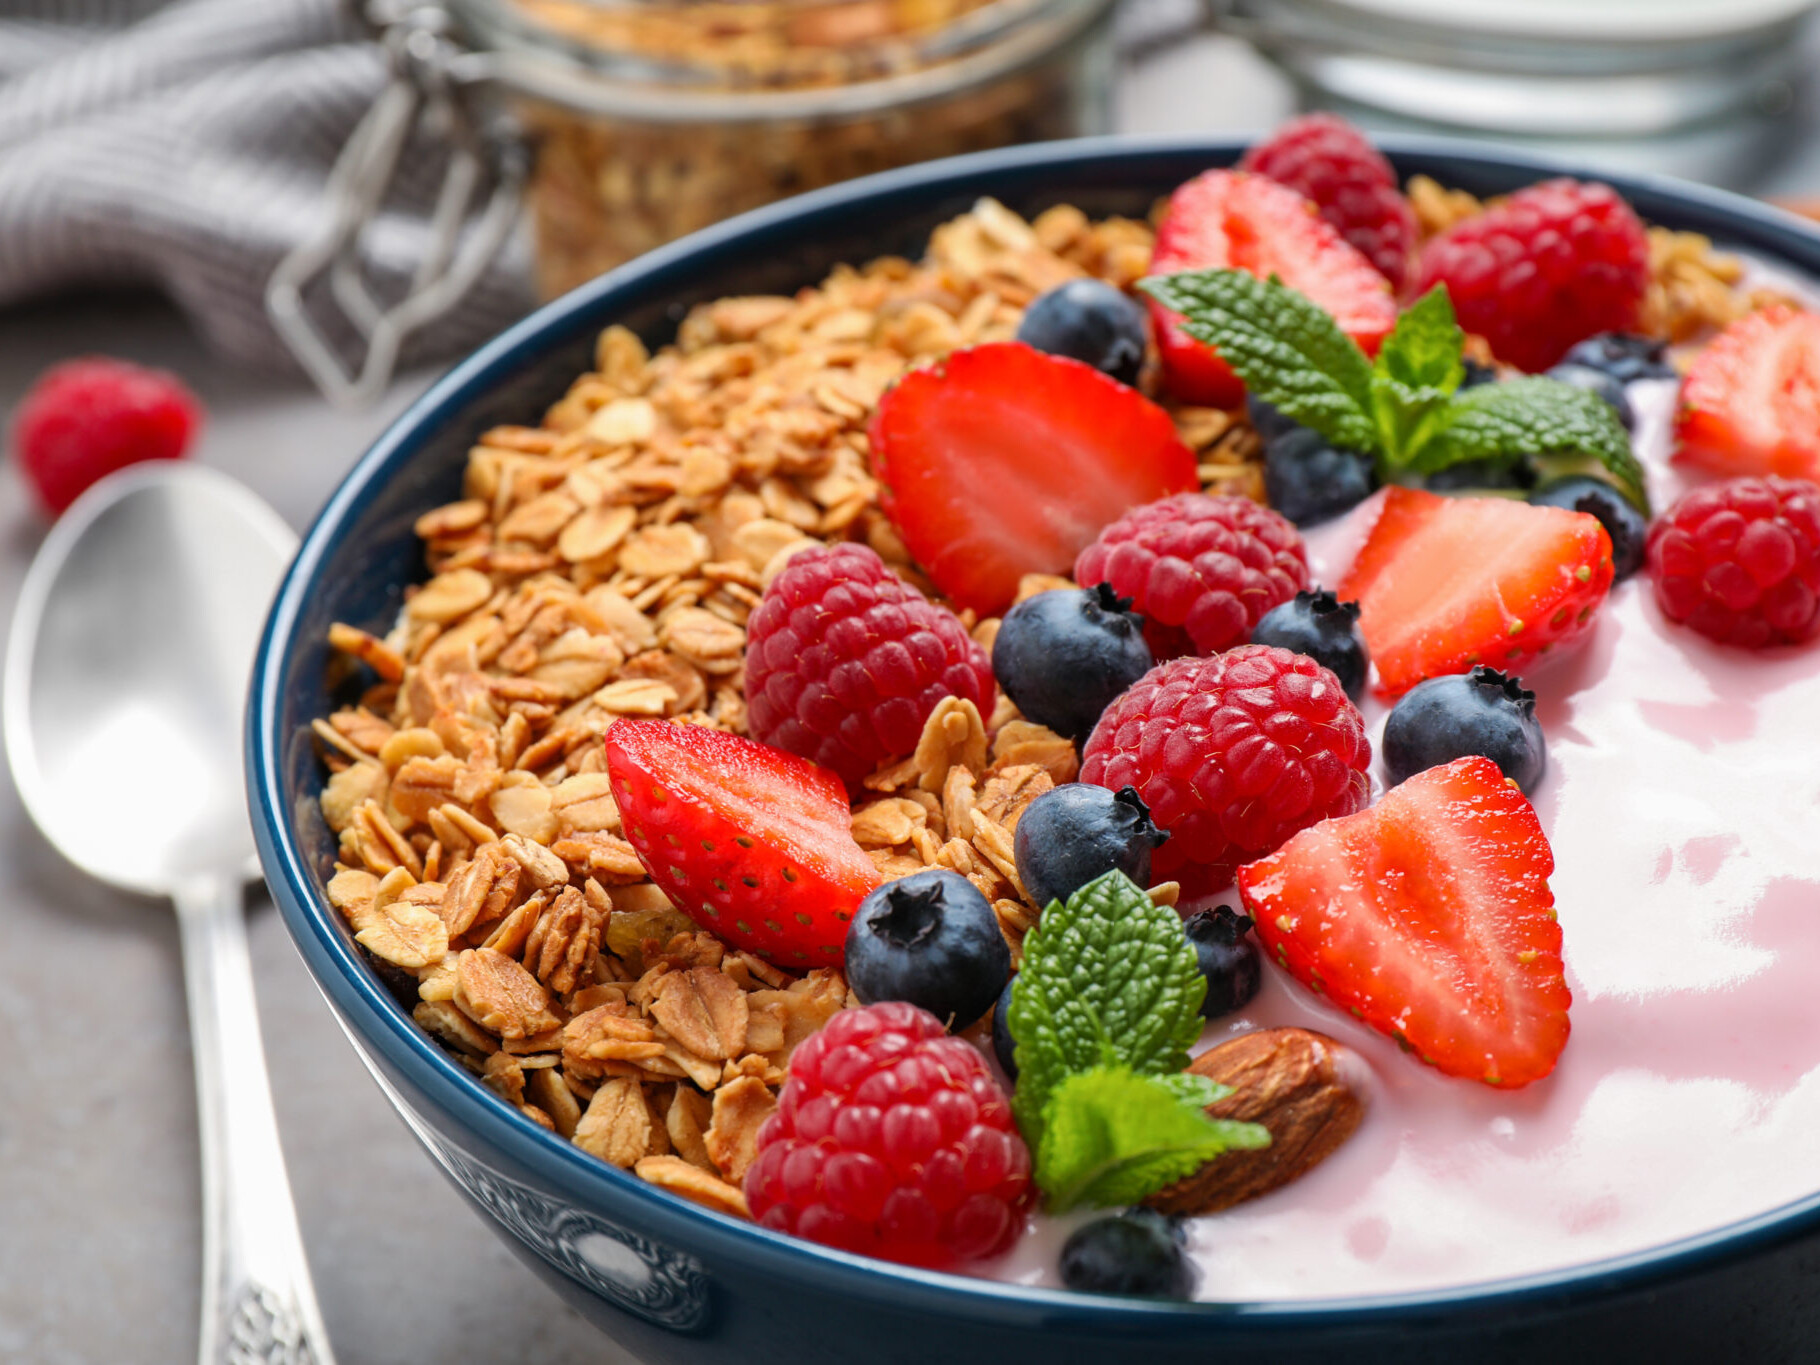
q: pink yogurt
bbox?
[993,377,1820,1299]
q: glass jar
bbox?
[269,0,1117,405]
[452,0,1119,296]
[1221,0,1818,136]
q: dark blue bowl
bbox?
[249,136,1820,1364]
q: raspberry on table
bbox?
[1074,493,1309,659]
[12,355,202,515]
[1411,178,1650,374]
[744,1001,1032,1268]
[1238,113,1418,290]
[1081,645,1372,892]
[1646,475,1820,648]
[745,543,995,790]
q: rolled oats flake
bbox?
[574,1077,654,1167]
[633,1156,750,1219]
[408,568,495,624]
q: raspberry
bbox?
[1238,113,1418,290]
[1411,179,1649,374]
[744,1002,1031,1267]
[11,356,202,515]
[1074,493,1309,659]
[1081,645,1372,891]
[1646,475,1820,648]
[745,543,995,789]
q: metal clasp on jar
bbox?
[266,0,526,408]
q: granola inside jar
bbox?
[448,0,1118,296]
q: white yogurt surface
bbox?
[994,376,1820,1300]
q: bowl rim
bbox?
[249,131,1820,1328]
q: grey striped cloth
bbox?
[0,0,533,375]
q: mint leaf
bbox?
[1140,269,1380,454]
[1414,377,1648,510]
[1369,286,1465,465]
[1006,870,1208,1145]
[1156,1071,1230,1108]
[1375,286,1465,394]
[1035,1066,1270,1212]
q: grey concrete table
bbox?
[6,26,1820,1365]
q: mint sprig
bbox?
[1036,1067,1269,1213]
[1006,870,1267,1211]
[1006,870,1208,1145]
[1368,285,1465,460]
[1138,270,1648,511]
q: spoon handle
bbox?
[175,877,338,1365]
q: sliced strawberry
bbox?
[604,719,881,965]
[1238,756,1571,1088]
[867,341,1198,615]
[1674,304,1820,482]
[1148,170,1398,407]
[1337,488,1614,697]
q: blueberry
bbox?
[1422,457,1534,492]
[1561,332,1676,384]
[1545,362,1635,430]
[1013,784,1169,912]
[1246,393,1299,444]
[1458,357,1499,389]
[1184,906,1262,1019]
[1249,589,1369,700]
[1016,279,1149,387]
[1529,475,1648,581]
[1060,1208,1194,1299]
[991,974,1018,1081]
[993,584,1153,741]
[1263,426,1376,527]
[1383,667,1547,795]
[845,869,1011,1031]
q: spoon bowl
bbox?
[5,463,292,894]
[5,462,337,1365]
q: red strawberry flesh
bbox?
[1674,304,1820,483]
[868,341,1198,615]
[1338,488,1615,696]
[604,719,881,964]
[1148,170,1398,407]
[1239,755,1571,1088]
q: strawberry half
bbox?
[1238,756,1571,1088]
[604,719,881,965]
[1674,304,1820,482]
[867,341,1198,615]
[1148,169,1398,407]
[1337,488,1614,697]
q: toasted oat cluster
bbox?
[315,189,1762,1220]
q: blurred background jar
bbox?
[450,0,1119,296]
[1213,0,1820,186]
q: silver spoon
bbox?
[5,464,336,1365]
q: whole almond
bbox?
[1146,1027,1366,1216]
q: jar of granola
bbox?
[474,0,1120,297]
[270,0,1119,404]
